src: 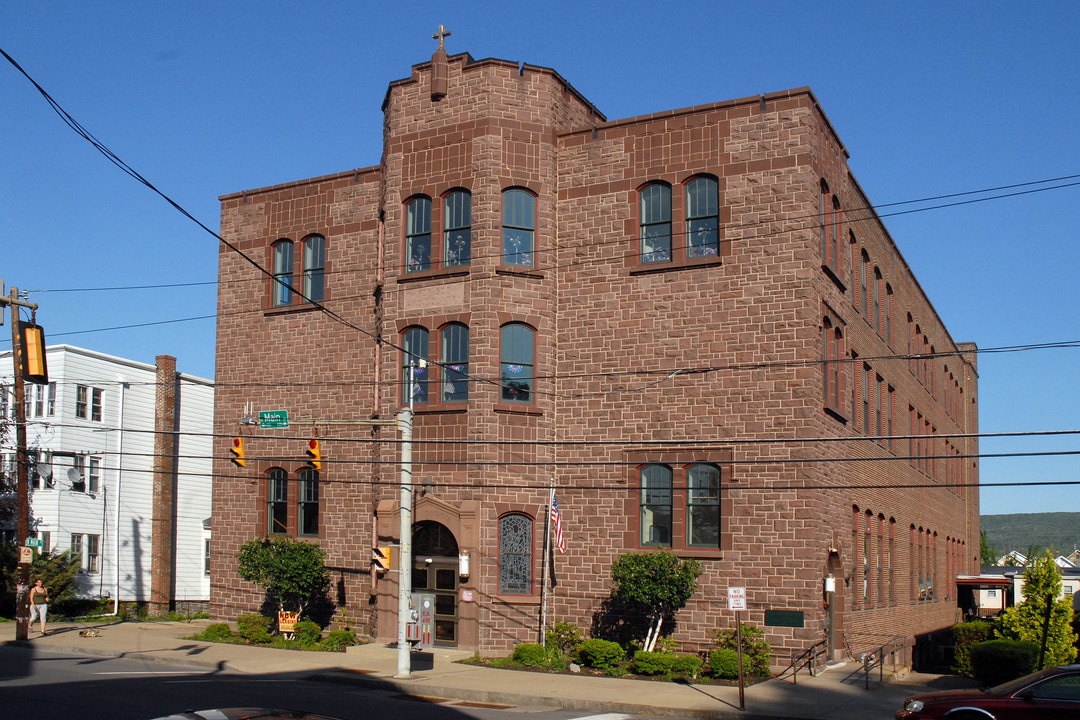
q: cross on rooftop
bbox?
[433,24,451,50]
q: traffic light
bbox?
[306,438,322,470]
[230,437,247,467]
[372,546,391,572]
[19,321,48,385]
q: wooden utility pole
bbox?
[2,286,42,642]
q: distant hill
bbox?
[981,512,1080,558]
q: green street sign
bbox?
[258,409,289,429]
[25,538,42,547]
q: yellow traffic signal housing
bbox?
[372,546,392,572]
[230,437,247,467]
[20,321,49,384]
[306,438,322,470]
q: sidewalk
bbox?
[14,620,977,720]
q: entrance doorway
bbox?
[412,521,459,646]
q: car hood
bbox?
[906,688,994,705]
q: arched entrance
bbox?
[412,520,459,646]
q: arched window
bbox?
[443,189,471,268]
[500,323,535,403]
[402,326,429,404]
[267,468,288,535]
[405,196,432,273]
[822,314,844,414]
[271,239,294,307]
[440,323,469,403]
[302,234,326,302]
[298,467,319,536]
[498,513,533,595]
[872,267,882,333]
[502,189,536,268]
[686,463,720,547]
[640,182,672,263]
[860,250,870,317]
[685,176,719,258]
[639,464,672,546]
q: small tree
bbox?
[995,550,1077,668]
[237,537,330,621]
[979,530,998,566]
[610,550,700,652]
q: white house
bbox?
[0,345,213,610]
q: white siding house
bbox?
[0,345,213,607]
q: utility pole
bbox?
[1,286,43,642]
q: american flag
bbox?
[550,493,566,554]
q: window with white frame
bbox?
[75,385,103,422]
[25,382,56,418]
[88,456,102,494]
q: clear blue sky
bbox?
[2,2,1078,516]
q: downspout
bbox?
[112,375,126,614]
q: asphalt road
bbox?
[0,644,638,720]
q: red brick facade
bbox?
[212,47,979,665]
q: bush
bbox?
[709,647,740,679]
[578,638,625,671]
[712,623,771,677]
[195,623,236,643]
[671,654,703,679]
[952,620,994,676]
[292,620,322,645]
[321,629,360,651]
[970,639,1039,686]
[546,621,585,659]
[237,613,273,643]
[511,642,549,668]
[632,649,676,676]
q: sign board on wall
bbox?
[727,586,747,611]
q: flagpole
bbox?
[539,484,554,644]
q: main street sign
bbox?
[258,409,289,429]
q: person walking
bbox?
[28,579,49,635]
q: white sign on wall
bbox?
[727,586,747,611]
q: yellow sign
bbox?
[277,611,298,633]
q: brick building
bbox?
[211,38,979,665]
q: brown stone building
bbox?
[211,39,979,666]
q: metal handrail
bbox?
[861,635,910,689]
[783,638,829,684]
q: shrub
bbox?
[952,620,994,676]
[511,642,549,668]
[709,647,740,679]
[712,623,771,677]
[671,654,704,679]
[970,639,1039,686]
[293,620,322,645]
[321,629,360,651]
[578,638,625,671]
[237,613,273,643]
[632,649,676,676]
[546,621,585,659]
[195,623,236,643]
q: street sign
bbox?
[25,538,41,548]
[727,586,747,611]
[258,409,289,429]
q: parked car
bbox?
[896,664,1080,719]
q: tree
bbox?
[0,549,82,617]
[610,550,701,652]
[995,550,1077,668]
[237,537,330,620]
[979,530,998,566]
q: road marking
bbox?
[570,715,634,720]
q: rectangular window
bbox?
[639,464,673,546]
[272,239,294,306]
[72,456,87,492]
[302,234,326,302]
[298,469,319,537]
[686,464,720,548]
[88,456,102,494]
[91,387,103,421]
[76,385,88,419]
[71,533,83,562]
[86,534,100,573]
[205,539,211,576]
[267,469,289,535]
